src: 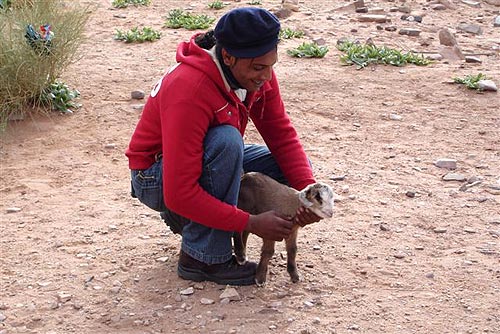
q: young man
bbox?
[126,7,321,286]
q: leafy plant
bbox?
[337,40,430,68]
[208,0,225,9]
[452,73,487,90]
[114,26,160,43]
[287,42,329,58]
[0,0,89,128]
[0,0,11,10]
[279,27,304,40]
[41,81,80,114]
[165,9,215,30]
[247,0,262,4]
[111,0,150,9]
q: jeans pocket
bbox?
[132,169,163,211]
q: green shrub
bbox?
[165,9,215,30]
[112,0,150,9]
[279,27,305,40]
[337,40,430,68]
[287,42,329,58]
[114,26,161,43]
[41,81,81,114]
[452,73,488,90]
[0,0,89,128]
[208,0,225,9]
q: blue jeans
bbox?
[130,125,287,264]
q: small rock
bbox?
[495,16,500,27]
[219,287,240,301]
[313,38,326,46]
[464,227,476,233]
[385,25,398,32]
[200,298,215,305]
[330,175,346,181]
[399,28,421,36]
[465,56,481,63]
[442,173,466,182]
[355,7,368,13]
[425,272,435,279]
[155,256,169,263]
[104,143,116,149]
[6,207,22,213]
[358,14,390,23]
[348,324,360,330]
[434,158,457,169]
[380,224,390,231]
[394,252,406,259]
[406,190,416,198]
[389,113,403,121]
[180,287,194,295]
[401,14,423,23]
[131,90,145,100]
[477,80,497,92]
[430,4,447,10]
[457,23,483,35]
[433,227,447,233]
[461,0,481,7]
[57,292,72,303]
[438,28,458,47]
[439,45,464,60]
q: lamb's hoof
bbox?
[289,272,300,283]
[255,278,266,287]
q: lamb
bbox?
[235,172,335,286]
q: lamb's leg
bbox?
[233,231,249,265]
[286,226,300,283]
[255,239,275,286]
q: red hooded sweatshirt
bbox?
[125,34,315,232]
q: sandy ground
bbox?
[1,0,499,333]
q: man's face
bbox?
[222,48,278,92]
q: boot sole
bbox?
[177,265,255,286]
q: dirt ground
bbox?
[1,0,499,333]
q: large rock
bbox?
[438,28,458,46]
[484,0,500,6]
[439,45,464,60]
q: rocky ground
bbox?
[1,0,499,333]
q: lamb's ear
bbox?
[298,185,314,208]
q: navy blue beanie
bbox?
[214,7,281,58]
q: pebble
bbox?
[131,90,145,100]
[57,292,72,303]
[330,175,346,181]
[425,272,435,279]
[6,207,21,213]
[358,14,390,23]
[348,324,360,330]
[434,158,457,169]
[180,287,194,295]
[495,16,500,27]
[433,227,447,233]
[219,287,240,301]
[389,113,403,121]
[461,0,481,7]
[394,252,406,259]
[442,173,466,182]
[401,14,423,23]
[430,4,447,10]
[399,28,421,36]
[406,190,416,198]
[457,23,483,35]
[477,80,497,92]
[104,143,116,149]
[155,256,169,263]
[464,227,476,233]
[0,313,5,322]
[200,298,215,305]
[438,28,458,47]
[465,56,481,63]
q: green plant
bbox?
[165,9,215,30]
[279,27,304,40]
[287,42,329,58]
[337,40,430,68]
[0,0,11,10]
[208,0,225,9]
[111,0,150,9]
[452,73,487,90]
[0,0,90,128]
[114,26,161,43]
[247,0,262,4]
[41,81,80,114]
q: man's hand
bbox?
[293,206,321,227]
[245,211,293,241]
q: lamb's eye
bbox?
[315,193,322,203]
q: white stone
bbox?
[434,158,457,169]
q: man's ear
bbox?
[221,48,236,66]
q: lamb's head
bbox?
[298,182,335,218]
